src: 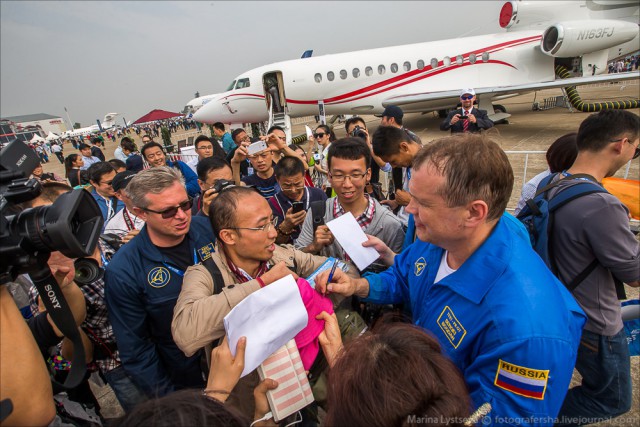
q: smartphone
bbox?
[291,201,304,213]
[247,140,268,156]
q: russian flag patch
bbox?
[494,360,549,400]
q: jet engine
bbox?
[540,20,638,57]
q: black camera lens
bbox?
[351,126,367,140]
[74,258,103,286]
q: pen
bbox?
[327,259,339,285]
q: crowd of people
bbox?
[608,55,639,74]
[2,94,639,427]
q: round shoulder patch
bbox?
[147,267,171,288]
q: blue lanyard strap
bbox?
[161,248,198,278]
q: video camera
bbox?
[350,125,368,140]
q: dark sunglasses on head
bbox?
[314,133,326,138]
[460,95,474,100]
[143,197,193,219]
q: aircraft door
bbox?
[263,72,286,114]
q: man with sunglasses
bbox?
[172,185,358,418]
[440,88,494,134]
[551,110,639,426]
[105,167,216,400]
[87,161,124,224]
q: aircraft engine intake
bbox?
[541,20,638,57]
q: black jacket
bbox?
[440,108,494,134]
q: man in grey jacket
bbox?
[295,138,405,269]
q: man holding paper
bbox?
[172,186,358,418]
[295,138,405,270]
[315,135,586,427]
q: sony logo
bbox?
[577,28,614,40]
[15,154,27,167]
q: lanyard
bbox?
[122,209,136,231]
[406,168,412,181]
[162,248,198,278]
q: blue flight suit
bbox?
[364,214,586,426]
[105,216,216,397]
[167,160,200,198]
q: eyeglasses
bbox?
[611,138,640,159]
[329,172,367,183]
[280,182,305,190]
[143,197,193,219]
[314,133,326,139]
[226,216,278,233]
[197,145,214,150]
[460,95,474,100]
[101,180,113,186]
[248,151,272,160]
[238,135,251,143]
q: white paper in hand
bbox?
[305,125,314,141]
[326,212,379,270]
[223,274,308,377]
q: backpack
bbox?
[516,173,621,294]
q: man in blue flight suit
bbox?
[317,134,586,426]
[105,166,215,399]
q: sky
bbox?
[0,1,505,127]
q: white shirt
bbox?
[104,207,145,237]
[434,251,457,283]
[113,147,128,162]
[186,157,199,175]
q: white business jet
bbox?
[193,0,639,131]
[64,113,120,138]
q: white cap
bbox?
[460,88,476,97]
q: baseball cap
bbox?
[111,170,136,192]
[376,105,404,121]
[126,155,144,173]
[294,277,334,370]
[460,88,476,97]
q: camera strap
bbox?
[29,260,87,394]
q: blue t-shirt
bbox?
[242,173,280,200]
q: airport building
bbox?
[2,113,68,135]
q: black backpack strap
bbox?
[565,259,599,292]
[310,200,326,234]
[202,257,224,295]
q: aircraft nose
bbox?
[192,100,221,124]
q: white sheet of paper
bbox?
[326,212,379,270]
[223,274,308,377]
[305,125,314,141]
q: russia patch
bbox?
[494,360,549,400]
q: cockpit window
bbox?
[235,78,251,89]
[226,80,237,91]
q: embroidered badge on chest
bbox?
[494,360,549,400]
[147,267,170,288]
[414,257,426,276]
[198,243,215,261]
[437,306,467,349]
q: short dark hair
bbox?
[108,158,127,170]
[141,141,164,159]
[91,137,102,145]
[194,135,212,149]
[546,133,578,173]
[327,137,371,170]
[21,182,73,208]
[231,128,247,143]
[209,186,259,239]
[196,156,231,181]
[371,126,413,158]
[78,143,90,151]
[111,389,246,427]
[267,125,284,134]
[141,134,153,141]
[87,161,116,184]
[120,136,134,146]
[413,134,513,221]
[344,116,366,133]
[576,110,639,152]
[274,156,305,179]
[121,139,137,152]
[213,122,226,132]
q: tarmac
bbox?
[39,81,639,425]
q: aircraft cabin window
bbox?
[469,53,477,64]
[327,71,335,81]
[482,52,489,62]
[226,80,237,91]
[417,59,425,70]
[365,66,373,76]
[390,63,398,73]
[236,78,250,89]
[340,69,348,80]
[314,73,322,83]
[456,55,464,65]
[403,61,411,72]
[378,65,386,75]
[443,56,451,66]
[430,58,438,69]
[352,68,360,78]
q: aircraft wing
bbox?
[382,72,639,108]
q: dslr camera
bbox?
[350,125,368,140]
[211,179,236,194]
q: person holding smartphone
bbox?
[270,156,327,244]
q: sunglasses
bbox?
[314,133,326,138]
[143,197,193,219]
[101,180,114,186]
[460,95,474,100]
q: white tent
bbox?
[30,134,46,143]
[45,131,59,141]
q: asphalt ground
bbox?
[40,81,639,424]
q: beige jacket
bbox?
[171,243,357,357]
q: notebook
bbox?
[305,256,348,289]
[256,339,315,422]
